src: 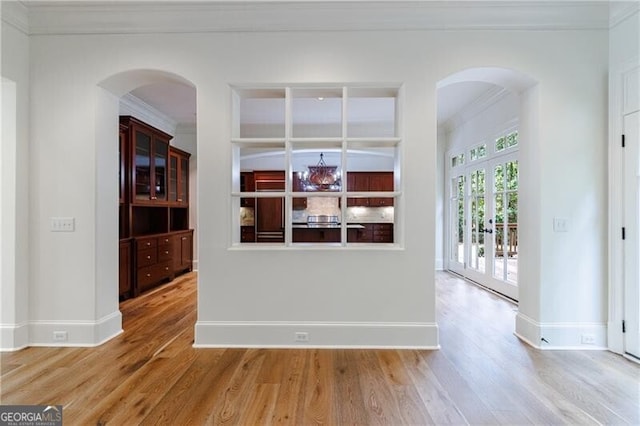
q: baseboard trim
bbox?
[515,312,607,350]
[194,321,439,349]
[0,322,29,351]
[28,310,123,347]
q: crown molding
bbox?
[20,1,611,35]
[1,1,30,35]
[119,93,177,136]
[442,85,511,134]
[610,1,640,28]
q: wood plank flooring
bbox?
[2,271,639,425]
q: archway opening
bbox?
[436,66,539,340]
[97,69,197,332]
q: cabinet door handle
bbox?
[165,267,169,271]
[177,198,182,202]
[146,255,151,259]
[146,273,151,277]
[150,196,157,200]
[146,242,151,246]
[164,251,169,255]
[181,237,187,241]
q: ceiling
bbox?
[130,83,197,126]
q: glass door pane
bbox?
[449,174,465,275]
[153,138,168,201]
[169,154,178,203]
[469,168,486,274]
[180,157,189,203]
[134,130,151,201]
[493,159,518,284]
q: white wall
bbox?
[15,26,609,348]
[1,15,30,350]
[435,126,446,270]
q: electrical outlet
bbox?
[581,334,596,345]
[553,217,569,232]
[51,217,75,232]
[294,332,309,342]
[53,331,68,342]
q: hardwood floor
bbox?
[2,271,639,425]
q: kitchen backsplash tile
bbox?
[344,206,394,223]
[291,201,394,224]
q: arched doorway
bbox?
[436,67,539,336]
[96,69,197,330]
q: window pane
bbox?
[507,131,518,148]
[451,153,464,168]
[292,88,342,138]
[507,161,518,191]
[236,88,286,138]
[347,92,397,138]
[292,147,342,192]
[494,164,504,192]
[496,136,506,152]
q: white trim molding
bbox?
[610,1,640,29]
[28,311,123,347]
[119,93,177,137]
[0,1,29,35]
[0,322,29,351]
[194,321,439,349]
[22,1,611,35]
[515,313,607,350]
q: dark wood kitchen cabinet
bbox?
[119,238,132,299]
[292,227,341,243]
[135,234,172,294]
[292,172,307,210]
[254,171,285,242]
[346,171,394,207]
[368,172,394,206]
[172,230,194,275]
[241,226,256,242]
[240,171,255,208]
[347,226,372,243]
[347,223,393,243]
[169,147,190,207]
[121,116,172,205]
[372,223,394,242]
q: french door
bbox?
[624,111,640,359]
[448,153,519,300]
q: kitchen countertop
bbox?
[292,223,365,229]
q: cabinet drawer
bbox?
[158,246,172,262]
[137,237,157,250]
[137,247,157,267]
[157,235,172,247]
[137,262,172,291]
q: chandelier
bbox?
[301,153,341,192]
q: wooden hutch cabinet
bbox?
[119,116,194,300]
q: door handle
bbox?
[482,228,493,234]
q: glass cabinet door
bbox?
[179,157,188,204]
[169,153,178,203]
[153,137,168,201]
[134,129,152,201]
